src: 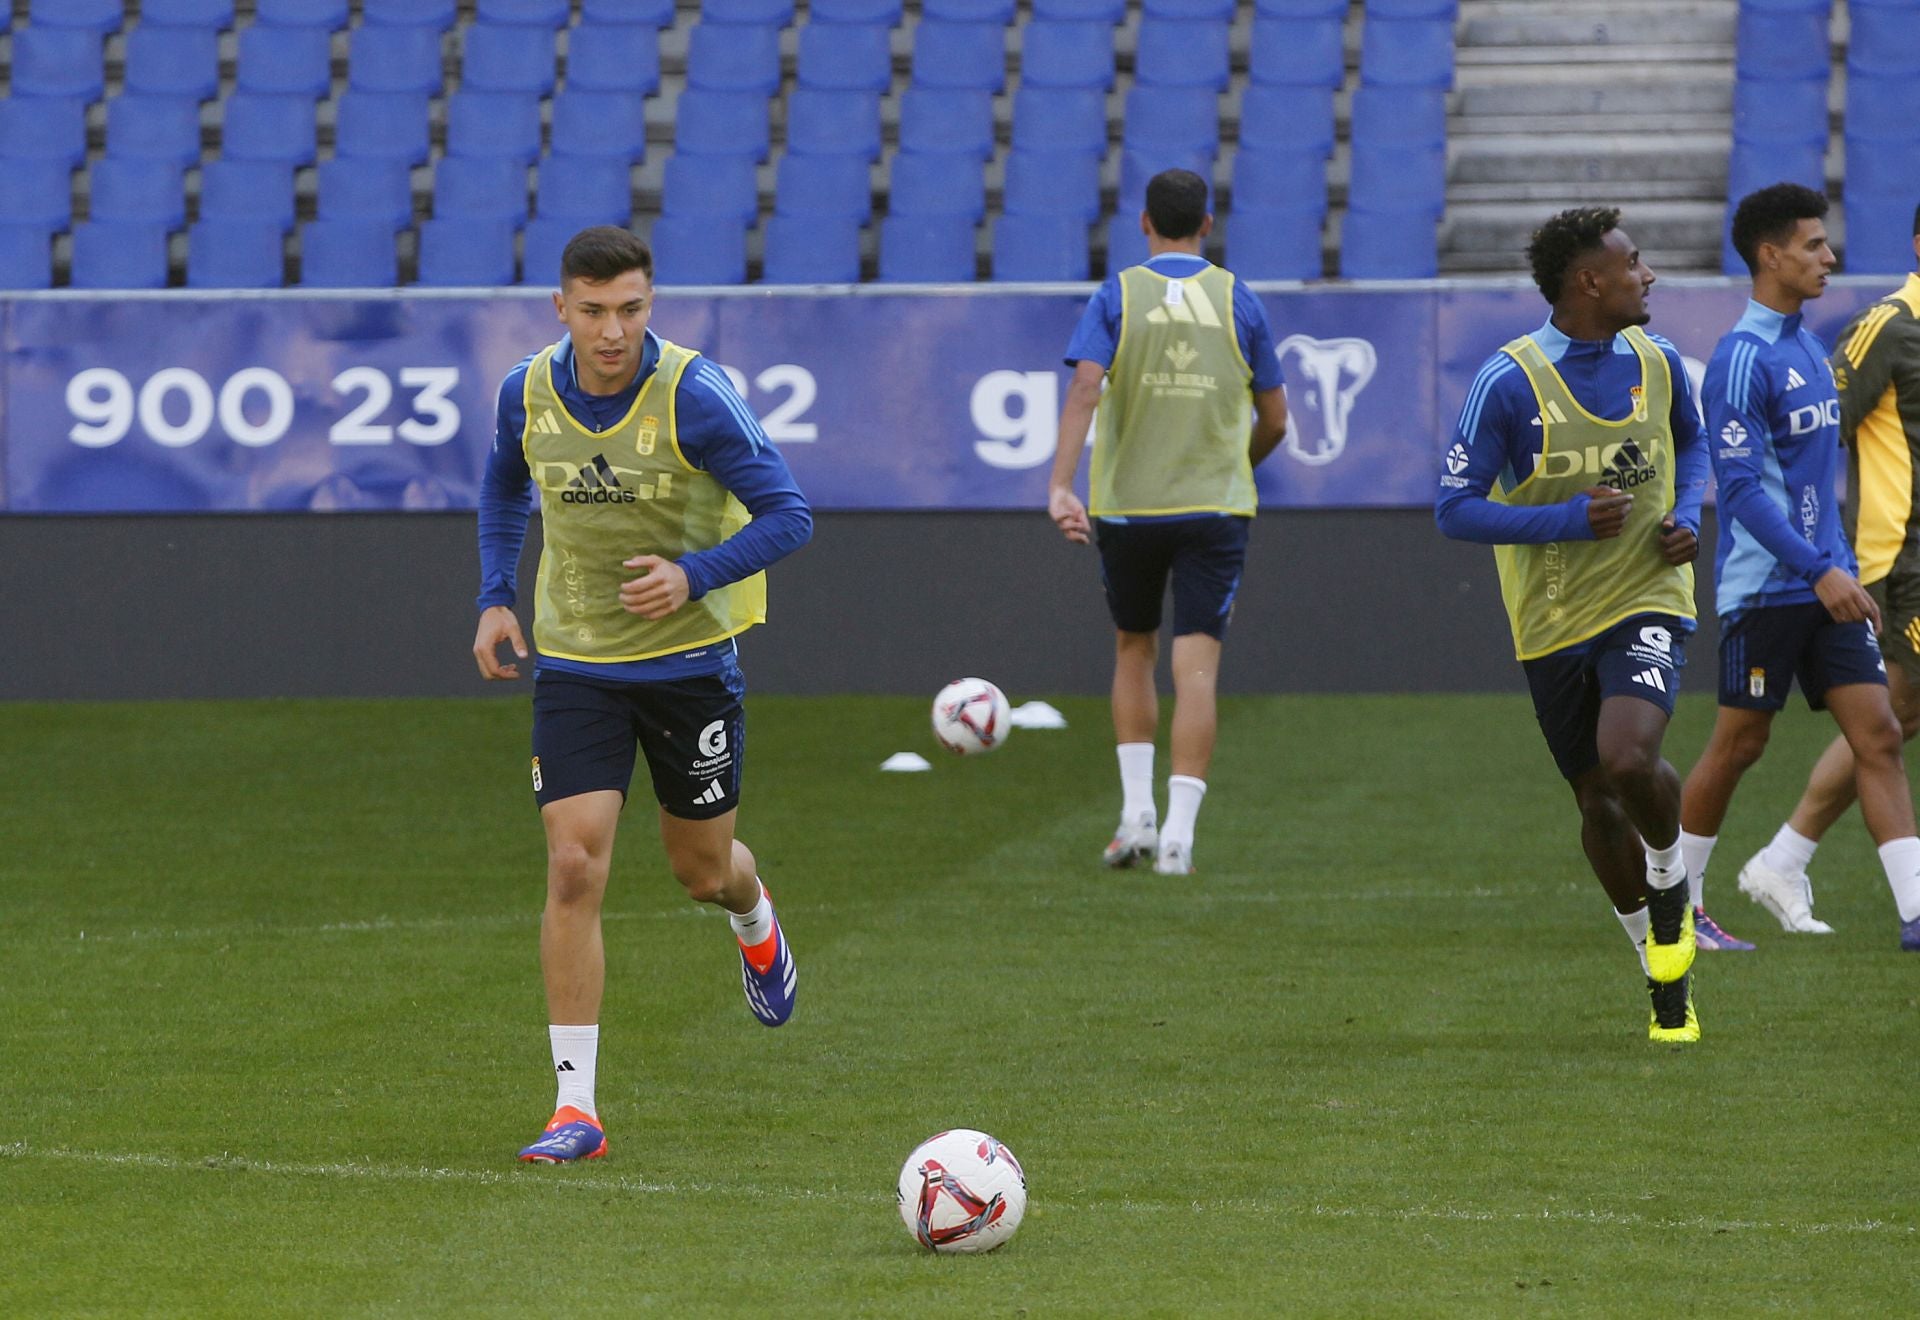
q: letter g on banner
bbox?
[971,370,1058,469]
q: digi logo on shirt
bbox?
[1787,398,1840,436]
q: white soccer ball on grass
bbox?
[930,677,1011,756]
[896,1128,1027,1253]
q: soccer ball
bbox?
[931,678,1011,756]
[896,1129,1027,1254]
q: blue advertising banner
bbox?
[0,279,1898,514]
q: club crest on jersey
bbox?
[1629,384,1648,422]
[1275,334,1377,467]
[636,414,660,456]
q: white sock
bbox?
[1117,743,1156,824]
[1679,830,1716,908]
[550,1024,599,1118]
[1876,836,1920,921]
[1618,907,1651,975]
[1762,822,1819,878]
[728,881,775,947]
[1645,839,1684,890]
[1162,775,1207,848]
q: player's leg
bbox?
[1823,681,1920,945]
[1153,516,1247,876]
[1094,520,1170,867]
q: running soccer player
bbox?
[472,227,813,1163]
[1046,168,1289,876]
[1681,191,1920,951]
[1436,206,1708,1043]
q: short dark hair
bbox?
[560,226,652,287]
[1526,206,1621,304]
[1730,183,1828,274]
[1145,169,1209,241]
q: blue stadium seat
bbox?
[0,225,53,289]
[1002,149,1102,222]
[255,0,350,27]
[810,0,904,21]
[10,27,106,100]
[550,91,648,161]
[1350,85,1447,146]
[187,219,286,288]
[647,214,748,284]
[701,0,797,22]
[535,157,634,226]
[362,0,456,26]
[1104,213,1148,272]
[123,26,221,100]
[1734,10,1830,81]
[139,0,236,26]
[1739,0,1832,9]
[29,0,122,33]
[417,218,518,286]
[992,213,1088,280]
[445,92,543,164]
[879,215,976,281]
[1238,86,1335,156]
[685,24,782,95]
[0,161,74,232]
[299,218,399,286]
[796,23,893,93]
[1360,16,1456,88]
[0,97,88,168]
[1249,17,1345,87]
[1842,190,1919,275]
[70,221,171,289]
[674,90,771,160]
[786,90,883,161]
[518,216,577,287]
[316,157,415,230]
[1726,139,1824,198]
[433,158,530,224]
[762,214,863,283]
[1121,86,1220,156]
[1010,87,1108,154]
[1733,77,1828,146]
[477,0,571,27]
[776,153,872,220]
[463,24,560,96]
[334,91,432,165]
[911,21,1007,91]
[1225,205,1323,279]
[1846,73,1920,142]
[660,153,761,224]
[1231,147,1329,215]
[564,24,662,95]
[1849,4,1920,78]
[1117,147,1212,210]
[1143,0,1233,16]
[90,158,186,227]
[1135,19,1231,90]
[1348,141,1446,215]
[221,93,319,165]
[1254,0,1346,13]
[1340,209,1438,278]
[235,25,334,97]
[901,88,996,158]
[1033,0,1126,18]
[1846,138,1920,199]
[1020,21,1115,90]
[580,0,677,24]
[924,0,1015,19]
[349,26,444,95]
[105,94,203,167]
[200,160,297,231]
[1366,0,1459,15]
[888,152,986,220]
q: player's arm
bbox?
[1434,358,1613,545]
[1249,386,1288,466]
[1658,337,1707,565]
[473,364,535,679]
[1236,285,1288,467]
[1048,282,1119,544]
[1834,301,1900,444]
[1705,351,1835,583]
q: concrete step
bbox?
[1454,111,1730,136]
[1442,246,1716,274]
[1446,199,1726,253]
[1450,132,1728,185]
[1453,66,1732,118]
[1457,42,1732,67]
[1449,178,1728,205]
[1458,0,1736,49]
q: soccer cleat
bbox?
[1693,906,1756,952]
[1647,973,1700,1044]
[1737,853,1834,933]
[738,901,797,1027]
[517,1105,606,1163]
[1153,840,1193,876]
[1102,812,1157,869]
[1644,877,1695,983]
[1901,916,1920,952]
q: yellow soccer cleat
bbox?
[1645,886,1696,983]
[1647,973,1700,1044]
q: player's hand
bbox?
[1814,565,1881,629]
[1658,517,1699,566]
[473,605,528,681]
[1049,486,1090,545]
[620,554,690,618]
[1582,486,1632,539]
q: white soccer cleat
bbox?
[1153,840,1193,876]
[1102,812,1158,869]
[1737,853,1834,934]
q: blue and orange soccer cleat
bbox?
[739,897,797,1028]
[517,1105,606,1164]
[1694,906,1755,952]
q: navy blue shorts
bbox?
[1094,515,1250,639]
[530,666,746,819]
[1522,613,1689,780]
[1717,601,1886,711]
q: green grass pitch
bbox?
[2,693,1914,1316]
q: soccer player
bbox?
[1046,168,1289,876]
[1695,198,1920,950]
[1436,206,1708,1043]
[472,227,813,1162]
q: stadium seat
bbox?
[432,157,530,224]
[187,219,286,288]
[477,0,572,27]
[463,24,560,96]
[647,214,748,284]
[70,221,171,289]
[1732,76,1828,146]
[1248,17,1345,87]
[518,216,576,287]
[1255,0,1346,13]
[924,0,1016,19]
[796,23,894,93]
[1359,17,1457,88]
[139,0,236,26]
[785,90,883,161]
[1366,0,1460,15]
[701,0,797,22]
[0,161,75,233]
[1847,4,1920,78]
[1010,87,1109,155]
[685,24,783,95]
[991,213,1089,280]
[445,92,544,164]
[0,225,54,289]
[89,158,187,228]
[1842,189,1920,275]
[1340,208,1439,278]
[1117,147,1212,211]
[417,218,518,286]
[123,26,221,100]
[1002,149,1102,222]
[334,91,433,165]
[809,0,904,22]
[360,0,456,27]
[29,0,122,33]
[1135,19,1232,90]
[220,93,319,166]
[1846,73,1920,143]
[1846,138,1920,199]
[776,153,873,220]
[762,214,864,283]
[550,92,649,161]
[879,215,976,281]
[1231,147,1329,215]
[0,97,88,169]
[674,91,772,160]
[316,157,415,231]
[1143,0,1234,16]
[1726,139,1824,197]
[579,0,676,24]
[10,27,106,101]
[299,218,400,286]
[535,157,635,226]
[349,25,446,95]
[911,21,1008,91]
[901,88,997,158]
[199,160,297,231]
[1224,205,1323,279]
[235,25,335,98]
[1350,85,1448,147]
[1347,141,1446,215]
[1020,21,1114,90]
[1033,0,1126,18]
[1734,10,1830,81]
[888,153,987,220]
[1238,85,1336,156]
[1104,212,1149,271]
[104,94,203,168]
[255,0,350,26]
[1121,86,1221,156]
[564,24,662,95]
[659,153,761,224]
